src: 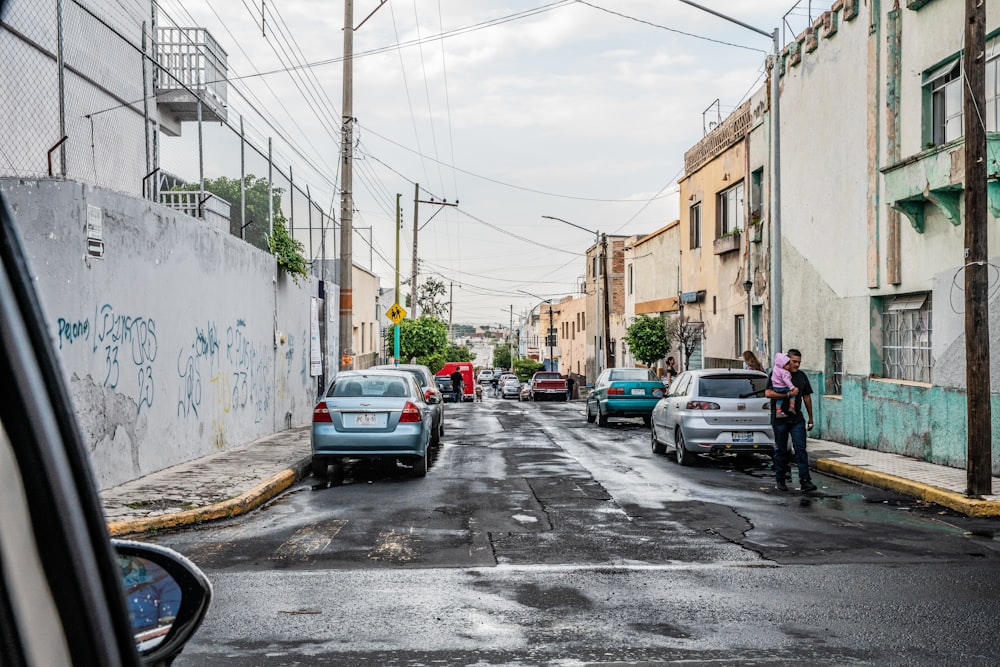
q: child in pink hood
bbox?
[771,352,796,418]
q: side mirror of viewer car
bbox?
[114,540,212,664]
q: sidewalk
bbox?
[101,426,312,537]
[100,429,1000,537]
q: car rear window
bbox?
[535,373,560,380]
[697,375,768,398]
[330,377,411,398]
[609,369,659,382]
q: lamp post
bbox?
[542,215,605,380]
[674,0,782,356]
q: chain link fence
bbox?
[1,0,338,263]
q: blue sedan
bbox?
[586,368,665,427]
[311,370,439,477]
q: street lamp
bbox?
[675,0,782,356]
[541,215,606,379]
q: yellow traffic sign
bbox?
[386,303,407,325]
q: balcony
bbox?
[881,133,1000,232]
[156,27,228,137]
[713,231,741,255]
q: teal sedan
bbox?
[586,368,665,427]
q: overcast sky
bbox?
[164,0,824,326]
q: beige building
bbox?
[351,264,381,369]
[558,294,587,379]
[623,222,681,372]
[677,88,768,370]
[584,235,630,382]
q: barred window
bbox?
[881,294,932,383]
[827,339,843,395]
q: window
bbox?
[926,39,1000,146]
[927,61,962,145]
[734,315,745,357]
[628,265,633,295]
[750,168,763,222]
[689,203,701,249]
[881,293,932,382]
[716,182,744,237]
[827,338,843,395]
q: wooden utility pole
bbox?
[601,233,612,370]
[411,182,420,317]
[964,0,992,496]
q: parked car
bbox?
[649,369,775,466]
[586,368,665,426]
[477,368,495,384]
[500,376,522,399]
[435,374,460,403]
[519,381,533,401]
[529,371,568,401]
[311,370,439,477]
[371,363,445,445]
[0,191,211,666]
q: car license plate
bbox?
[732,431,754,443]
[353,413,376,426]
[630,388,645,396]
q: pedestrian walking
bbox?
[664,357,679,387]
[566,375,575,400]
[766,348,816,493]
[450,369,463,403]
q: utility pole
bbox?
[411,182,420,317]
[394,193,401,362]
[338,0,354,371]
[964,0,992,496]
[601,233,611,370]
[548,302,555,372]
[448,281,454,341]
[510,304,514,367]
[338,0,387,371]
[411,185,457,319]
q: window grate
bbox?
[828,339,843,395]
[881,294,932,382]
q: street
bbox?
[155,395,1000,666]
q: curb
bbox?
[816,458,1000,518]
[106,456,313,537]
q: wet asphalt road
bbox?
[157,395,1000,666]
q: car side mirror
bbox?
[114,539,212,665]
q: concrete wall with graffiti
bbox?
[2,179,320,489]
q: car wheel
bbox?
[675,429,696,466]
[642,415,651,426]
[411,452,428,477]
[597,405,608,427]
[430,420,441,446]
[311,456,329,478]
[651,423,666,454]
[586,403,595,423]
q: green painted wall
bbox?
[813,372,1000,473]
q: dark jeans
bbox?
[773,419,810,483]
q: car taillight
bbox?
[608,387,625,395]
[400,401,422,423]
[313,402,332,422]
[424,388,438,401]
[686,400,720,410]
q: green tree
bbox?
[415,276,449,319]
[492,344,512,370]
[624,314,672,367]
[173,175,308,280]
[513,357,544,382]
[383,315,448,364]
[672,315,704,371]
